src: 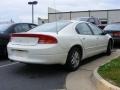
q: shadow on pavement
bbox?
[81,53,106,66]
[0,55,8,61]
[15,64,68,79]
[114,43,120,49]
[0,63,68,90]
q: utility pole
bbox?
[28,1,38,23]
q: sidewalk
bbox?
[66,49,120,90]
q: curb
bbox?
[92,68,120,90]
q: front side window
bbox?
[29,21,71,33]
[75,23,93,35]
[88,23,102,35]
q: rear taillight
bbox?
[112,32,120,37]
[38,35,57,44]
[11,33,58,44]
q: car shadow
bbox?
[114,43,120,49]
[14,64,68,78]
[80,53,106,66]
[0,55,8,61]
[0,63,69,90]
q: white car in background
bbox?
[7,20,113,71]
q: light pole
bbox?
[28,1,38,23]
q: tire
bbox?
[106,40,113,56]
[65,47,82,71]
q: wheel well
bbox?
[68,45,83,57]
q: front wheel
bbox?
[65,47,82,71]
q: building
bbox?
[38,7,59,25]
[48,8,120,23]
[38,17,48,25]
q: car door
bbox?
[75,23,98,57]
[88,23,108,52]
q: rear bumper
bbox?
[7,43,68,65]
[8,53,67,65]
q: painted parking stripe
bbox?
[0,62,19,68]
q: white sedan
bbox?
[7,20,113,71]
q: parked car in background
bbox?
[100,19,108,27]
[7,20,113,71]
[0,23,37,56]
[104,22,120,44]
[74,17,105,29]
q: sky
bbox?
[0,0,120,24]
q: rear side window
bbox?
[75,23,93,35]
[29,21,71,33]
[88,23,102,35]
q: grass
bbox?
[98,56,120,87]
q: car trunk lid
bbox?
[10,32,57,46]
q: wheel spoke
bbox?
[71,51,80,68]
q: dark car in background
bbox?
[74,17,105,29]
[104,22,120,44]
[0,23,37,56]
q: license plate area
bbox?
[11,49,28,57]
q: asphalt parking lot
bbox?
[0,61,68,90]
[0,45,119,90]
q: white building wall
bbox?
[48,9,120,23]
[48,13,70,22]
[108,10,120,23]
[90,11,107,19]
[71,12,89,19]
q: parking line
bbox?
[0,62,19,68]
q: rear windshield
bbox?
[0,24,11,33]
[104,23,120,31]
[29,21,71,33]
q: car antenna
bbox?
[53,0,58,34]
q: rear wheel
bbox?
[106,40,113,55]
[65,47,82,71]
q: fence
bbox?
[48,9,120,23]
